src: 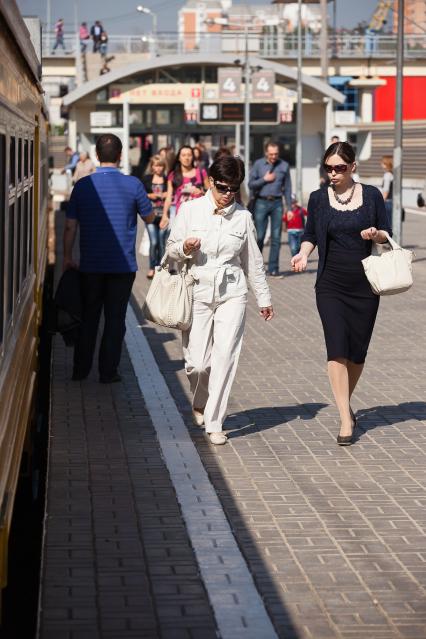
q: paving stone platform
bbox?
[131,212,426,639]
[39,211,426,639]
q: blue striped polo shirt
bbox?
[66,167,152,272]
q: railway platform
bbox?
[38,211,426,639]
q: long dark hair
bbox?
[323,141,356,166]
[171,145,195,188]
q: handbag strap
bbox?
[382,231,402,251]
[159,250,190,273]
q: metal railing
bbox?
[42,32,426,59]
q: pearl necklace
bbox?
[333,182,356,206]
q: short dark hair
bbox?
[265,140,279,152]
[96,134,122,163]
[323,141,355,166]
[208,156,245,187]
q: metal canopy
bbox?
[63,53,345,107]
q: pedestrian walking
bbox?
[142,155,168,279]
[380,155,393,229]
[166,155,274,445]
[72,151,95,183]
[99,31,108,58]
[63,133,154,383]
[161,145,209,229]
[52,18,66,53]
[79,22,90,53]
[248,141,292,277]
[283,195,307,257]
[291,141,391,446]
[61,146,79,176]
[90,20,103,53]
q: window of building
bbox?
[156,110,171,125]
[329,76,359,114]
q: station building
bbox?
[63,54,344,197]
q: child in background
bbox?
[283,194,307,258]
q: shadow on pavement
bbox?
[131,302,302,639]
[356,401,426,434]
[225,403,329,439]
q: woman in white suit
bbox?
[166,156,274,445]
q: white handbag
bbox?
[142,252,195,330]
[361,232,414,295]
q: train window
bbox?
[18,138,22,181]
[9,137,15,186]
[7,203,14,317]
[30,140,34,174]
[15,198,21,297]
[22,191,28,279]
[24,139,29,177]
[28,186,33,266]
[0,134,5,343]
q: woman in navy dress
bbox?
[291,142,392,445]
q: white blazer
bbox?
[166,190,271,308]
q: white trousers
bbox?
[182,295,247,433]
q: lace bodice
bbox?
[327,184,372,254]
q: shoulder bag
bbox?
[361,232,414,295]
[142,252,195,330]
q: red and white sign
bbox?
[191,87,201,98]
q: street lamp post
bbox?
[243,24,250,189]
[137,5,158,56]
[392,0,404,245]
[296,0,303,203]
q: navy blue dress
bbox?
[307,185,392,364]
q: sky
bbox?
[17,0,381,34]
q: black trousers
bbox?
[74,272,136,379]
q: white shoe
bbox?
[192,409,204,427]
[208,432,228,445]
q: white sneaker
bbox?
[208,432,228,445]
[192,409,205,427]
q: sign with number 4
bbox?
[252,70,275,99]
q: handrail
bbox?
[42,32,426,59]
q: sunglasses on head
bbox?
[324,163,349,174]
[214,181,239,194]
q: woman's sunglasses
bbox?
[324,164,349,174]
[214,181,239,194]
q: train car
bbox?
[0,0,49,608]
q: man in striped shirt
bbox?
[64,134,154,383]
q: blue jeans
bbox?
[147,217,168,269]
[254,198,283,273]
[52,35,65,51]
[287,230,303,257]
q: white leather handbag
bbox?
[142,252,195,330]
[362,232,414,295]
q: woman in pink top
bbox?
[161,146,209,230]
